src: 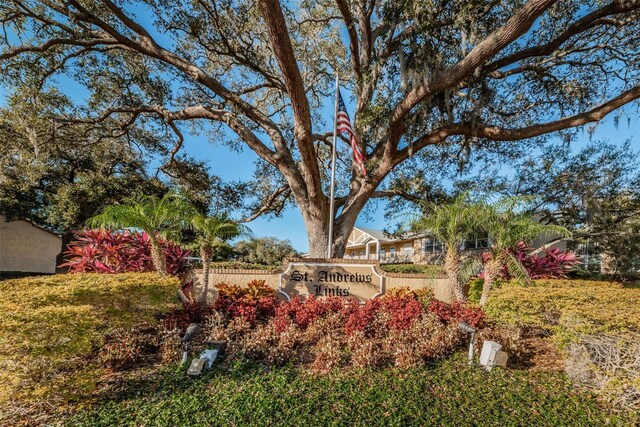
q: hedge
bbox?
[209,261,281,270]
[379,263,445,275]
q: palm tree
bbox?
[478,197,570,305]
[87,191,195,275]
[191,213,251,304]
[412,193,484,301]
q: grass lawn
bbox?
[66,354,636,427]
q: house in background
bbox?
[344,226,566,265]
[0,216,62,274]
[345,227,418,263]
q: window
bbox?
[423,238,444,253]
[402,244,413,256]
[463,235,490,250]
[389,247,396,258]
[379,249,386,260]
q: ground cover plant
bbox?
[0,273,181,425]
[65,354,638,427]
[485,279,640,409]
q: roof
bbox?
[0,215,62,237]
[354,226,394,242]
[353,226,422,243]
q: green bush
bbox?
[485,279,640,335]
[380,263,444,275]
[209,261,281,270]
[0,273,180,407]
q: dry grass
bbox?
[566,333,640,409]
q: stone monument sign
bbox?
[279,260,384,302]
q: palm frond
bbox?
[191,213,252,247]
[503,251,532,286]
[460,257,483,285]
[87,189,197,242]
[411,191,485,250]
[481,196,571,253]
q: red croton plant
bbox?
[208,281,486,370]
[482,242,581,280]
[60,229,191,276]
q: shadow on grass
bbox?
[89,352,473,406]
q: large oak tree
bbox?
[1,0,639,256]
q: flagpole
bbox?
[327,74,339,259]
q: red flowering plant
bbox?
[60,229,190,275]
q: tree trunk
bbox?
[305,216,330,258]
[303,203,360,259]
[480,258,501,306]
[149,238,168,276]
[600,252,617,276]
[198,245,211,304]
[444,246,466,302]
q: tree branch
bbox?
[334,0,361,84]
[451,84,640,141]
[485,0,640,74]
[370,189,422,203]
[237,185,292,223]
[257,0,321,202]
[388,0,556,150]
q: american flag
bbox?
[337,91,367,176]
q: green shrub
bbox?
[380,263,444,275]
[485,279,640,335]
[209,261,281,270]
[0,273,180,407]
